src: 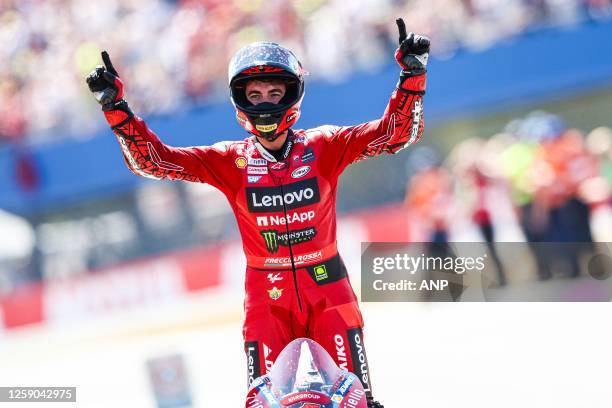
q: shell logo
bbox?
[235,157,247,169]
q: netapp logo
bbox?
[348,328,371,393]
[256,210,315,227]
[246,178,320,213]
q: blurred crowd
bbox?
[1,0,612,145]
[404,112,612,282]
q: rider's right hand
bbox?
[86,51,125,110]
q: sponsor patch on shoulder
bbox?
[235,157,247,169]
[301,147,315,163]
[248,158,267,166]
[248,166,268,175]
[270,162,287,170]
[291,166,311,179]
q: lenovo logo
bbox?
[246,178,320,213]
[347,328,371,394]
[246,341,261,386]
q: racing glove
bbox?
[85,51,133,127]
[394,18,429,93]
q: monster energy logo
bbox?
[260,227,317,253]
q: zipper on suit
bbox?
[278,182,303,312]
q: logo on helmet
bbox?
[256,123,278,133]
[236,111,248,125]
[286,111,298,123]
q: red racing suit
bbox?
[103,74,426,396]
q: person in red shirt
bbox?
[86,18,429,408]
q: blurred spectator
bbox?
[583,126,612,241]
[0,0,610,145]
[403,111,608,282]
[403,146,452,243]
[447,138,509,285]
[0,209,35,295]
[0,75,27,144]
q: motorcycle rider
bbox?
[86,18,429,408]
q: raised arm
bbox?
[86,52,235,191]
[320,19,429,174]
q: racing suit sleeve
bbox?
[319,74,426,175]
[103,107,237,191]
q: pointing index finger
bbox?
[101,51,118,76]
[396,18,408,44]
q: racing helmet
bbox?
[228,42,305,141]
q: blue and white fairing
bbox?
[245,338,367,408]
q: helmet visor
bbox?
[231,74,301,114]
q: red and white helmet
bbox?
[228,42,305,141]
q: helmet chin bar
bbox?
[257,130,284,143]
[248,108,285,142]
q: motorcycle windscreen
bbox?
[245,338,367,408]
